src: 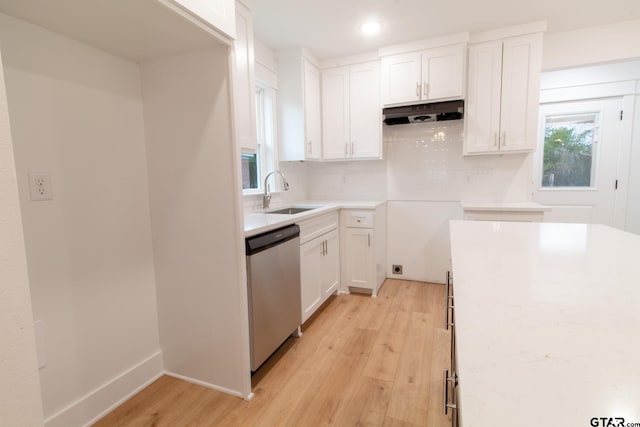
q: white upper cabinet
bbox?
[322,67,350,159]
[303,60,323,160]
[464,33,543,155]
[162,0,236,40]
[232,1,257,152]
[322,61,381,160]
[277,51,322,161]
[381,43,466,106]
[350,62,382,158]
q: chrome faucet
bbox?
[263,170,290,209]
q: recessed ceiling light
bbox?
[361,21,381,35]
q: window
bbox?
[241,85,277,193]
[541,112,599,188]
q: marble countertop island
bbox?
[449,220,640,426]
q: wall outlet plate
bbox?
[29,172,53,201]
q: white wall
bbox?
[0,13,162,426]
[141,46,251,397]
[543,19,640,70]
[0,48,45,427]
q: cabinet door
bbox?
[300,237,323,323]
[421,44,465,101]
[381,52,421,105]
[232,3,257,152]
[464,40,503,155]
[322,67,350,160]
[321,230,340,300]
[350,61,381,159]
[303,59,322,160]
[499,33,542,153]
[344,228,374,290]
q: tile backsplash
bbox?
[385,121,533,202]
[304,120,533,203]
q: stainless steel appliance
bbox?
[245,224,301,371]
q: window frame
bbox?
[536,109,602,192]
[242,82,279,196]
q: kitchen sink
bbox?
[267,206,318,215]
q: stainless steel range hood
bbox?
[383,100,464,125]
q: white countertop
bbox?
[460,201,551,212]
[449,220,640,426]
[244,200,385,237]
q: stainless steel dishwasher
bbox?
[245,224,301,371]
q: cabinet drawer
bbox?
[298,212,338,244]
[343,210,374,228]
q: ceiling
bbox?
[252,0,640,60]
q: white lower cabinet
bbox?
[340,205,386,297]
[299,213,339,323]
[344,227,375,289]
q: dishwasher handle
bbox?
[246,224,300,256]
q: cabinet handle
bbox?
[423,81,428,97]
[445,272,450,329]
[450,324,456,377]
[351,142,355,156]
[416,82,420,97]
[367,233,371,247]
[502,131,507,146]
[325,240,328,256]
[493,133,498,147]
[445,271,454,329]
[307,141,312,153]
[443,369,457,415]
[345,143,348,156]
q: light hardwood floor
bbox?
[94,279,452,426]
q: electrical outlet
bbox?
[392,264,403,275]
[29,173,53,201]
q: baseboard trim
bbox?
[164,371,248,399]
[44,351,164,427]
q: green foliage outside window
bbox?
[542,123,594,187]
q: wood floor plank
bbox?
[363,308,412,382]
[93,280,452,427]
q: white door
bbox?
[345,228,374,290]
[464,40,503,154]
[380,52,421,105]
[322,67,349,159]
[321,230,340,299]
[303,59,322,159]
[421,44,465,101]
[499,33,542,153]
[350,61,381,158]
[533,98,624,227]
[300,238,323,322]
